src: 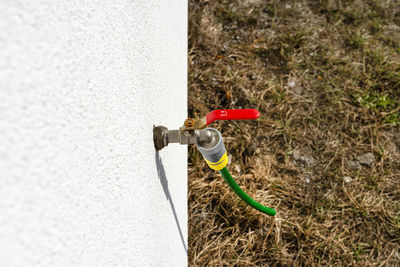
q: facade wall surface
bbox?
[0,1,187,266]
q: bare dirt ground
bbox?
[188,0,400,266]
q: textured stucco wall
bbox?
[0,0,187,266]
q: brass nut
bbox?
[184,118,195,128]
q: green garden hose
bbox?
[219,167,276,216]
[196,128,276,216]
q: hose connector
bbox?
[196,128,228,171]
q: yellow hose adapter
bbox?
[196,128,228,171]
[205,152,228,170]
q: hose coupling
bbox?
[196,128,228,171]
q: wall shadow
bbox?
[155,151,188,255]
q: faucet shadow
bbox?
[155,151,188,255]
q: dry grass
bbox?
[188,0,400,266]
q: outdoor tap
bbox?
[153,127,217,151]
[154,109,260,150]
[153,109,276,216]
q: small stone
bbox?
[343,176,352,183]
[234,164,241,173]
[358,153,375,166]
[346,160,361,171]
[248,73,258,80]
[288,77,303,95]
[263,22,270,29]
[293,150,316,168]
[210,77,219,85]
[305,178,310,184]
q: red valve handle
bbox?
[206,109,260,125]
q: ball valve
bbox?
[153,109,276,216]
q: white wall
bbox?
[0,0,187,266]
